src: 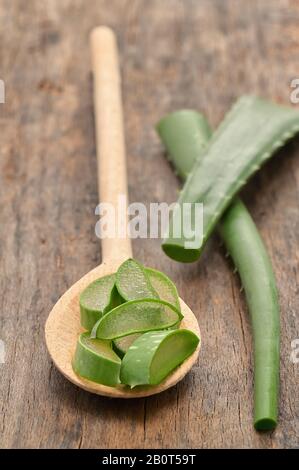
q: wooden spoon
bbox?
[45,26,201,398]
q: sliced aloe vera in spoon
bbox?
[145,267,180,311]
[113,267,181,357]
[72,332,121,386]
[120,329,200,388]
[113,333,140,358]
[79,274,121,330]
[116,258,158,301]
[92,298,183,340]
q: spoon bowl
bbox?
[45,260,201,398]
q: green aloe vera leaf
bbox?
[79,274,122,330]
[113,333,140,359]
[120,329,200,388]
[72,332,121,386]
[145,267,181,311]
[113,267,181,357]
[157,109,212,180]
[116,258,159,301]
[160,95,299,262]
[91,298,183,340]
[157,109,279,430]
[219,199,279,431]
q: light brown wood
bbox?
[45,26,201,398]
[2,0,299,449]
[90,26,132,264]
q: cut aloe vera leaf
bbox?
[91,298,183,340]
[219,199,280,431]
[157,109,279,430]
[72,332,121,386]
[120,329,200,388]
[157,109,213,180]
[157,110,212,180]
[116,258,158,301]
[113,267,181,357]
[161,95,299,262]
[145,267,180,311]
[79,274,122,330]
[113,333,140,358]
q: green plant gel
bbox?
[91,298,183,340]
[120,329,199,388]
[146,267,180,311]
[72,332,121,386]
[79,274,122,330]
[113,267,181,357]
[116,258,158,301]
[162,96,299,262]
[113,333,140,358]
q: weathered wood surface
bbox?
[0,0,298,449]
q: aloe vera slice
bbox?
[113,267,181,357]
[92,298,183,340]
[162,95,299,262]
[157,109,280,430]
[79,274,122,330]
[113,333,140,358]
[72,332,121,386]
[116,258,158,301]
[145,267,180,311]
[120,329,200,387]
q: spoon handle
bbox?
[90,27,133,265]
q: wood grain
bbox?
[0,0,298,448]
[90,26,132,263]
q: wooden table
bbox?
[1,0,298,449]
